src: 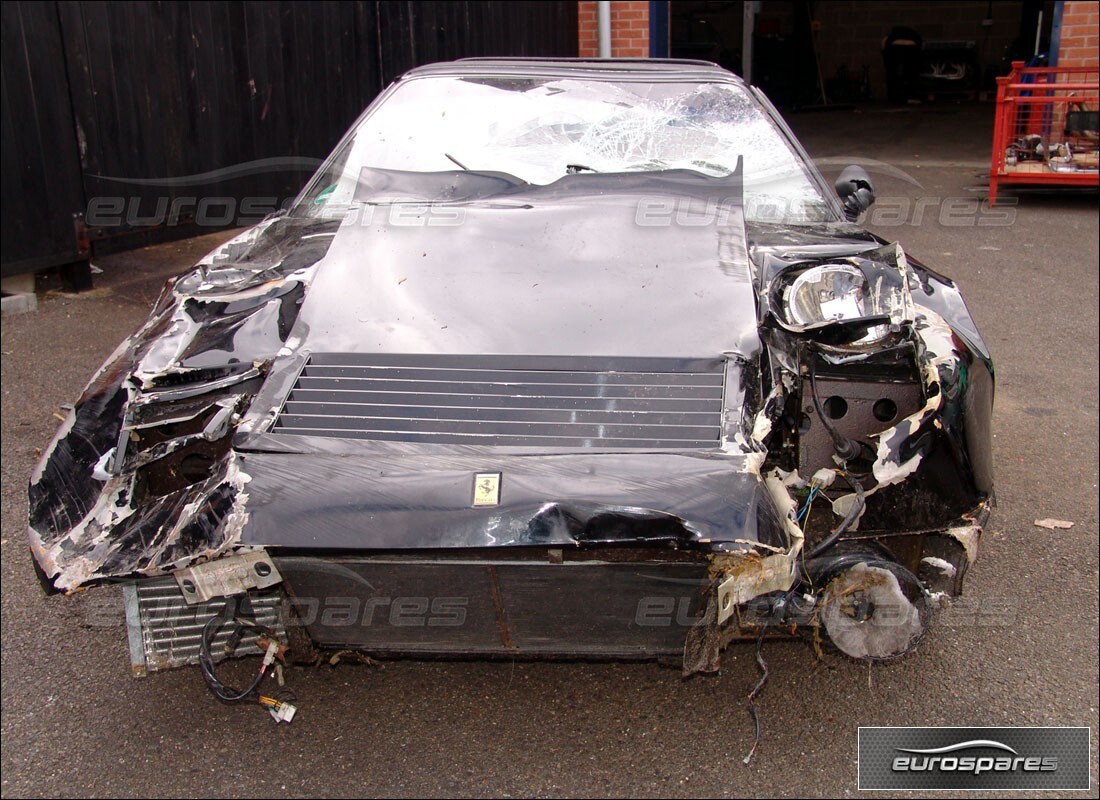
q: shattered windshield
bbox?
[294,75,833,224]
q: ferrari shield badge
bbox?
[472,472,502,507]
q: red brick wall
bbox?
[578,1,649,58]
[578,1,598,55]
[1058,1,1099,68]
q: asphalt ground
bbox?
[2,102,1097,798]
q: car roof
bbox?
[400,57,744,84]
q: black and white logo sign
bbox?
[858,727,1090,790]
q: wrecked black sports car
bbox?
[29,59,992,714]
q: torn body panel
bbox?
[28,216,337,592]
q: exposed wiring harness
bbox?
[743,464,866,764]
[742,625,771,765]
[803,346,869,559]
[797,484,819,525]
[805,468,866,560]
[256,691,298,723]
[198,596,297,722]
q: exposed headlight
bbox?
[784,264,869,329]
[771,247,914,344]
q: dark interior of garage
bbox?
[670,0,1058,107]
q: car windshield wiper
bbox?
[355,166,528,203]
[444,153,469,171]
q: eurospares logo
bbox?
[858,727,1090,790]
[893,739,1057,774]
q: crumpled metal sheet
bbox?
[276,167,760,361]
[28,216,336,592]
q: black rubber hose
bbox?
[808,355,862,462]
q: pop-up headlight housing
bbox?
[769,243,914,345]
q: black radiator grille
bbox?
[272,353,725,448]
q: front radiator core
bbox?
[122,578,284,676]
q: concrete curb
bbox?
[1,291,38,316]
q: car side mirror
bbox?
[835,166,875,221]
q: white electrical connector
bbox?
[261,641,278,671]
[268,701,297,724]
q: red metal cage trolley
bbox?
[989,60,1099,206]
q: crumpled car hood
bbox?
[287,167,761,359]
